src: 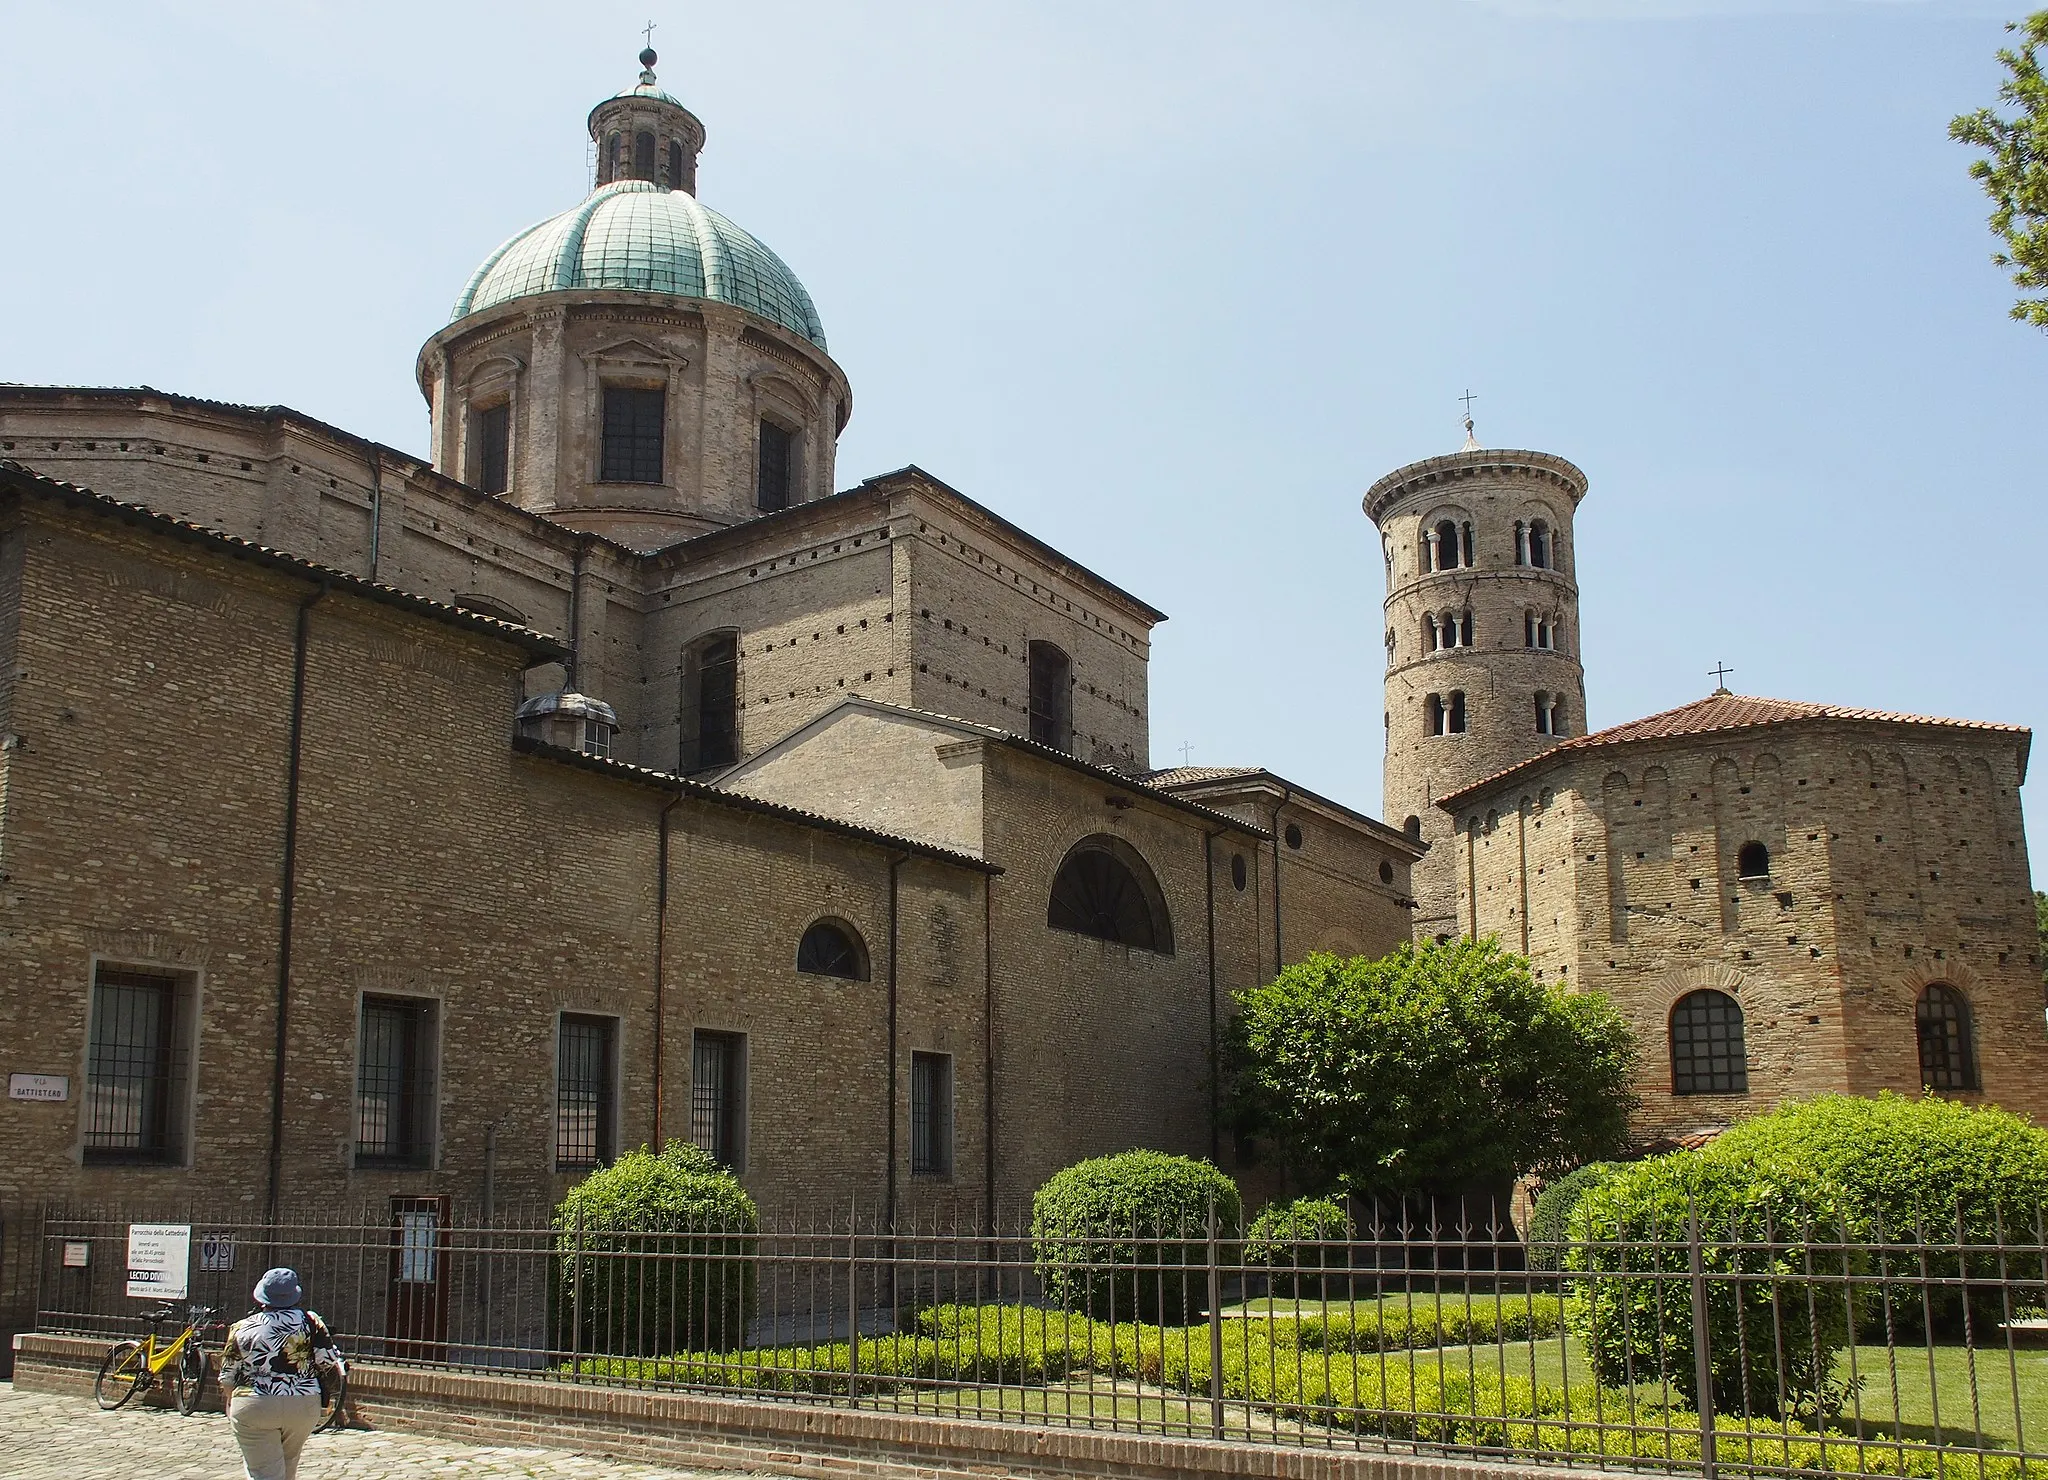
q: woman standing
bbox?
[216,1268,347,1480]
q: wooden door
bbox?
[385,1196,450,1361]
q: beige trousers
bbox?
[227,1391,322,1480]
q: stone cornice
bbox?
[1364,448,1589,525]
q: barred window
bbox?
[1670,989,1748,1095]
[756,419,795,511]
[84,967,190,1164]
[1916,984,1979,1092]
[691,1030,744,1168]
[556,1014,618,1170]
[356,996,437,1168]
[911,1051,953,1179]
[476,403,510,494]
[600,386,665,484]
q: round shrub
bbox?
[1706,1093,2048,1336]
[1566,1146,1862,1421]
[1525,1162,1620,1272]
[1031,1150,1240,1325]
[1245,1196,1353,1299]
[554,1141,759,1356]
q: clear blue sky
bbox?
[7,1,2044,864]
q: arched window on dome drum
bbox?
[633,131,657,180]
[1670,989,1748,1094]
[600,386,665,484]
[667,139,685,190]
[756,419,795,511]
[797,919,869,981]
[1047,835,1173,954]
[475,403,510,495]
[680,631,739,773]
[1028,641,1072,753]
[1916,984,1979,1091]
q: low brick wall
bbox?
[11,1332,1561,1480]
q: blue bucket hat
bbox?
[253,1267,302,1308]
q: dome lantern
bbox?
[588,48,705,196]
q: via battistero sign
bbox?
[8,1073,68,1102]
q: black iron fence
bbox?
[29,1198,2048,1480]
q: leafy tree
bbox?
[1225,939,1637,1194]
[1951,12,2048,328]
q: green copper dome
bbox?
[451,180,826,347]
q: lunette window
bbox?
[796,919,868,980]
[1047,835,1173,953]
[556,1014,618,1169]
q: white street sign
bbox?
[126,1224,191,1300]
[7,1074,68,1102]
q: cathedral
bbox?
[0,48,2041,1268]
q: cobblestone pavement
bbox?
[1,1384,800,1479]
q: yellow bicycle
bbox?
[95,1302,221,1416]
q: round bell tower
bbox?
[1366,431,1589,940]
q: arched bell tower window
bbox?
[1427,694,1445,735]
[1027,641,1072,753]
[1916,984,1979,1091]
[797,919,869,981]
[1047,835,1173,954]
[1447,691,1467,734]
[633,130,657,180]
[681,631,740,773]
[1428,518,1471,572]
[667,139,685,190]
[1671,989,1748,1094]
[1529,520,1551,569]
[605,132,622,182]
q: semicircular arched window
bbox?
[1047,835,1173,954]
[1916,983,1979,1091]
[1670,988,1748,1095]
[796,919,869,981]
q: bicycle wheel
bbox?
[314,1369,347,1434]
[178,1343,207,1416]
[95,1340,150,1411]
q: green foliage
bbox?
[1225,939,1637,1192]
[553,1141,759,1355]
[1565,1147,1862,1421]
[1244,1197,1351,1299]
[1029,1150,1240,1324]
[1951,12,2048,328]
[1279,1294,1564,1353]
[1525,1162,1621,1272]
[1707,1093,2048,1335]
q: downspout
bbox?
[265,582,326,1221]
[885,854,905,1234]
[652,794,683,1147]
[1270,788,1293,978]
[1203,826,1224,1161]
[982,871,996,1234]
[364,451,383,584]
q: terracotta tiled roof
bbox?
[1440,691,2031,808]
[1143,765,1264,787]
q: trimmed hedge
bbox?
[1565,1147,1861,1421]
[1284,1294,1563,1353]
[1244,1196,1352,1299]
[1525,1162,1620,1272]
[1705,1094,2048,1335]
[1031,1150,1240,1324]
[554,1141,759,1355]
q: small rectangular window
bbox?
[600,387,666,484]
[691,1030,745,1168]
[356,996,437,1168]
[476,403,510,494]
[756,419,794,511]
[556,1014,618,1169]
[910,1051,953,1179]
[84,966,191,1165]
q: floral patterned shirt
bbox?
[218,1307,346,1397]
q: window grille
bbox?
[1671,989,1748,1094]
[84,967,185,1164]
[357,996,437,1168]
[682,633,739,771]
[556,1014,617,1169]
[691,1030,744,1167]
[1027,642,1072,752]
[756,419,794,511]
[600,387,665,484]
[910,1051,953,1178]
[797,920,867,980]
[1916,984,1979,1091]
[1048,837,1172,952]
[476,403,510,494]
